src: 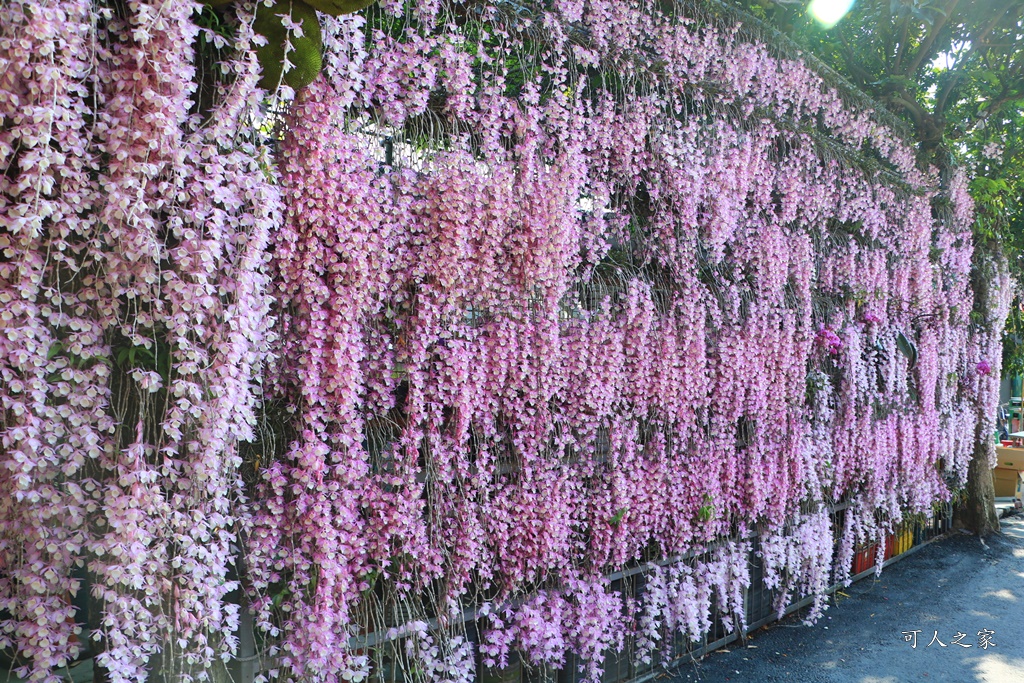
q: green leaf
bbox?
[698,494,715,522]
[896,331,918,369]
[46,341,64,360]
[698,504,714,522]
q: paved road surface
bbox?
[668,514,1024,683]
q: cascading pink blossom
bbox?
[2,1,278,682]
[255,2,987,680]
[0,0,999,682]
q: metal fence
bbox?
[3,503,951,683]
[399,501,955,683]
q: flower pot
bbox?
[852,543,877,575]
[896,528,912,555]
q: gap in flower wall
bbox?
[0,0,996,682]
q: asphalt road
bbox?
[668,513,1024,683]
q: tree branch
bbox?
[836,26,874,87]
[885,94,927,130]
[903,0,962,77]
[933,5,1015,118]
[891,4,915,73]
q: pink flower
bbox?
[816,325,844,355]
[0,0,991,679]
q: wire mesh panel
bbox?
[744,536,780,629]
[239,496,952,683]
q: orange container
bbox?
[853,543,877,575]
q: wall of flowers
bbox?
[0,0,1003,682]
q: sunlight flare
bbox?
[809,0,855,27]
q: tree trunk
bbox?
[958,428,1000,535]
[956,244,1010,536]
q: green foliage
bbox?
[113,334,172,388]
[1003,304,1024,378]
[728,0,1024,145]
[896,331,918,369]
[697,494,715,523]
[195,4,233,46]
[254,0,324,91]
[304,0,375,16]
